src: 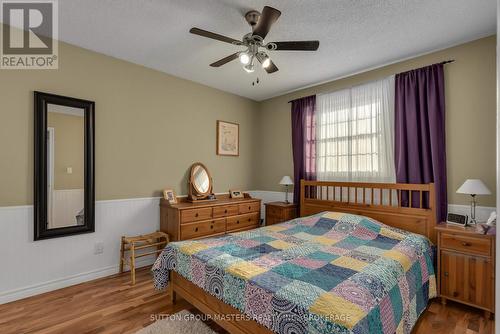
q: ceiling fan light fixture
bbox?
[243,63,255,73]
[256,52,271,68]
[239,52,250,65]
[262,56,271,68]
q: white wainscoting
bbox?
[447,204,496,223]
[0,197,160,304]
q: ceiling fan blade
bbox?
[209,53,239,67]
[264,60,279,74]
[190,27,241,45]
[271,41,320,51]
[252,6,281,39]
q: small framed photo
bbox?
[217,120,239,156]
[163,189,177,204]
[230,190,244,199]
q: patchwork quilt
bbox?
[152,212,436,334]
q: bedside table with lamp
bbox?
[436,178,495,318]
[265,176,298,226]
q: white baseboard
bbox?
[0,257,155,305]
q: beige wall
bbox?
[0,29,496,208]
[47,112,85,190]
[0,34,258,206]
[256,36,497,207]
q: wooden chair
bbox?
[120,231,169,285]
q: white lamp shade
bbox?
[456,179,491,195]
[279,176,294,186]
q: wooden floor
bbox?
[0,267,494,334]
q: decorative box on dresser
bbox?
[160,194,261,241]
[265,202,298,226]
[435,224,495,318]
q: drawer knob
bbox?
[195,227,199,232]
[453,291,459,297]
[248,206,251,210]
[461,242,471,247]
[248,218,251,222]
[210,225,214,229]
[195,213,199,217]
[237,221,240,224]
[224,209,228,213]
[444,272,449,277]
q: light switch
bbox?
[66,167,73,174]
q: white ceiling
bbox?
[54,1,497,101]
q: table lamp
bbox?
[279,176,294,204]
[456,179,491,225]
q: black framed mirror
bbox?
[34,91,95,240]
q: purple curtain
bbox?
[291,95,316,204]
[395,63,447,222]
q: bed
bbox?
[153,181,437,334]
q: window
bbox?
[316,76,395,182]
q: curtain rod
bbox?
[440,59,455,65]
[287,59,455,103]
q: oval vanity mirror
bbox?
[188,162,214,201]
[192,165,210,194]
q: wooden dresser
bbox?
[160,194,261,241]
[435,224,495,318]
[265,202,298,226]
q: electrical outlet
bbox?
[94,242,104,254]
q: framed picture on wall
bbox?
[217,120,239,156]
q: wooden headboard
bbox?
[300,180,437,243]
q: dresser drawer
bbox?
[238,202,260,214]
[227,213,260,231]
[180,219,225,240]
[231,225,260,233]
[180,208,213,223]
[440,233,491,256]
[213,205,239,218]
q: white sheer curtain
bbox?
[316,76,396,183]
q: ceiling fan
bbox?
[189,6,319,74]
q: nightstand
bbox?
[435,224,495,318]
[265,202,298,226]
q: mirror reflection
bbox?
[193,165,210,193]
[46,104,85,229]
